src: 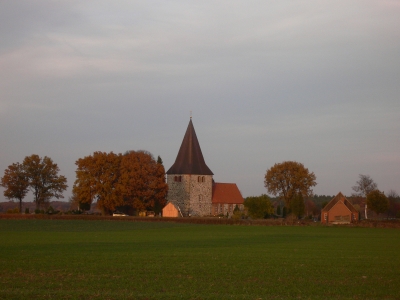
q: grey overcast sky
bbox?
[1,0,399,201]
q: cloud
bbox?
[0,0,399,200]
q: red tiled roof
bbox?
[322,192,358,213]
[212,183,244,204]
[166,119,213,175]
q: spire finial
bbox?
[190,110,192,119]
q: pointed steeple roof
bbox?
[166,119,213,175]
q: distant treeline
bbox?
[270,195,335,208]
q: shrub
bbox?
[367,190,389,216]
[79,202,91,211]
[244,194,274,219]
[232,209,242,221]
[46,206,60,215]
[286,213,298,224]
[25,208,29,214]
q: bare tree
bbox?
[352,174,377,219]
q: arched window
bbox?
[202,176,205,182]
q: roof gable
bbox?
[212,183,243,204]
[330,199,352,214]
[162,202,182,217]
[322,192,358,213]
[166,119,213,175]
[163,202,178,210]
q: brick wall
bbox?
[322,201,358,224]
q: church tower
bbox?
[166,118,213,217]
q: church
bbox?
[163,118,244,217]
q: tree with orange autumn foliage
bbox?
[264,161,316,210]
[23,155,68,210]
[73,152,122,215]
[1,162,29,213]
[118,150,168,213]
[73,150,167,215]
[1,155,68,211]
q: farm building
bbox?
[321,192,359,224]
[164,118,244,217]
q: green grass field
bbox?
[0,219,399,299]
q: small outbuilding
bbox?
[321,192,359,224]
[162,202,182,217]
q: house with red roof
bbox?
[212,183,244,216]
[164,118,244,217]
[321,192,359,224]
